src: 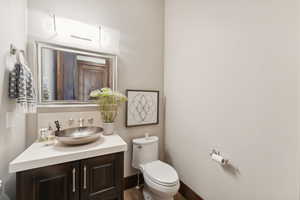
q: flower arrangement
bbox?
[90,88,127,123]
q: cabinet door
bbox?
[17,162,80,200]
[81,153,124,200]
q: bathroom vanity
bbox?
[8,35,127,200]
[9,134,127,200]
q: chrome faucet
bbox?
[54,120,61,131]
[78,118,85,127]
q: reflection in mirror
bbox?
[38,43,117,104]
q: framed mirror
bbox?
[36,42,117,105]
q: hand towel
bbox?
[9,63,36,113]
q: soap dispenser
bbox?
[0,180,9,200]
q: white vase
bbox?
[103,123,115,135]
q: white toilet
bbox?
[132,136,180,200]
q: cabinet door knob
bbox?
[83,165,87,189]
[72,168,76,193]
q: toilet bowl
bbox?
[132,136,180,200]
[141,160,180,200]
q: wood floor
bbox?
[124,187,186,200]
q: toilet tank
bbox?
[132,136,159,169]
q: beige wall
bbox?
[0,0,27,199]
[165,0,300,200]
[27,0,165,177]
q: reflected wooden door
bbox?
[56,51,77,100]
[77,60,111,101]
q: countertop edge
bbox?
[9,143,127,173]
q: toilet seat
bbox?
[143,160,179,187]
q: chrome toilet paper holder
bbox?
[209,149,220,156]
[210,149,229,165]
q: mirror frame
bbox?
[36,42,118,106]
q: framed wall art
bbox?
[126,90,159,127]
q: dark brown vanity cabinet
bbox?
[16,153,124,200]
[80,153,124,200]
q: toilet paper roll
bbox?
[211,153,227,165]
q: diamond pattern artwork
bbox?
[126,90,159,127]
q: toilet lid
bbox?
[143,160,179,186]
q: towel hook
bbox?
[10,44,17,55]
[10,44,25,56]
[10,44,27,65]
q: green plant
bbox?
[90,88,127,123]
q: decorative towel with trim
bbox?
[9,63,36,113]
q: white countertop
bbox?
[9,134,127,173]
